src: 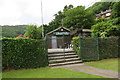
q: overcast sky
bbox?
[0,0,101,26]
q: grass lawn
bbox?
[3,67,104,78]
[85,58,119,72]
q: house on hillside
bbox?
[46,27,71,49]
[96,9,112,19]
[70,29,91,37]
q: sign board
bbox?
[54,32,70,35]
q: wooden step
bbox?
[49,60,82,67]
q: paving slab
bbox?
[52,63,119,78]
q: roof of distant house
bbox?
[96,9,112,17]
[70,29,91,35]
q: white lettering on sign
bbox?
[55,32,70,35]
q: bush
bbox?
[24,25,42,39]
[71,37,80,57]
[2,38,48,71]
[91,18,120,37]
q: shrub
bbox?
[24,25,42,39]
[71,37,80,57]
[91,18,120,37]
[2,38,48,71]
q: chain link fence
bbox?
[79,36,119,61]
[80,36,99,61]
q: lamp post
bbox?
[41,0,44,38]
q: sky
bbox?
[0,0,101,26]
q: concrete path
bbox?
[52,63,119,78]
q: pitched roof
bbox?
[70,28,82,35]
[47,27,70,35]
[70,29,91,35]
[96,9,112,17]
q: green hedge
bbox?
[2,38,48,70]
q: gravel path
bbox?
[52,63,119,78]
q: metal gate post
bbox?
[45,34,49,65]
[116,37,119,58]
[96,34,100,60]
[63,35,65,60]
[79,35,82,60]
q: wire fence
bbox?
[79,36,119,61]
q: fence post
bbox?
[96,34,100,60]
[79,35,82,60]
[45,34,49,66]
[118,37,120,58]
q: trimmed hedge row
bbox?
[2,38,48,70]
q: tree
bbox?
[48,4,74,31]
[63,4,74,12]
[111,1,120,18]
[24,25,42,39]
[63,6,95,29]
[91,18,120,37]
[86,2,115,14]
[1,25,26,38]
[48,5,95,31]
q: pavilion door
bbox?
[51,36,57,48]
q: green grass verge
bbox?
[85,58,118,72]
[3,67,104,78]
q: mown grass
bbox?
[85,58,119,72]
[3,67,104,78]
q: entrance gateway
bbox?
[46,27,71,49]
[46,27,82,66]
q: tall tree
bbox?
[111,1,120,18]
[63,4,73,12]
[86,2,115,14]
[63,6,95,29]
[24,25,42,39]
[48,4,74,31]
